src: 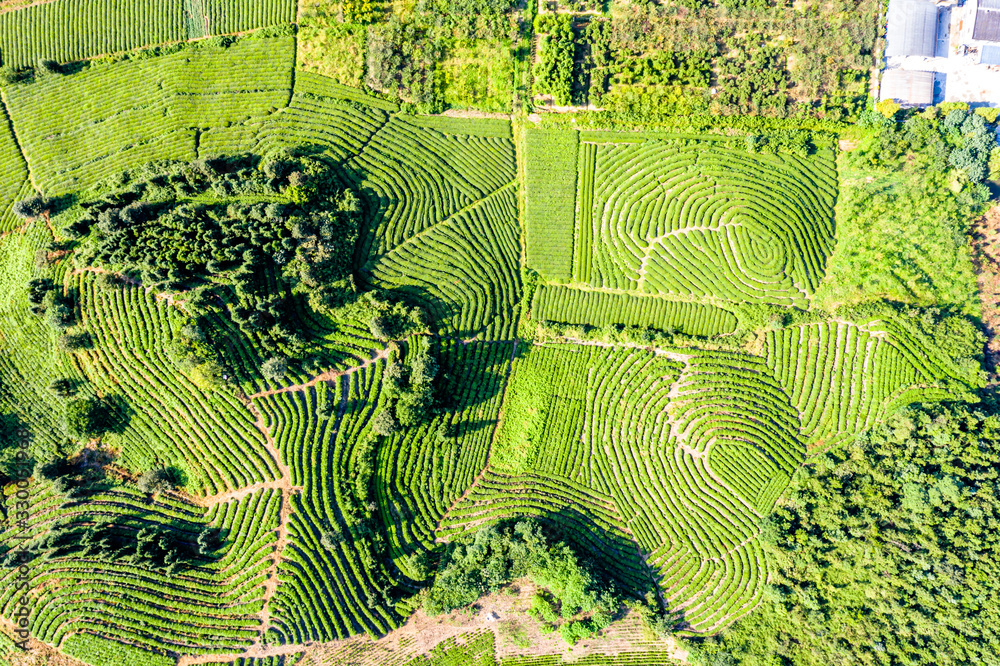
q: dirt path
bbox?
[192,478,302,507]
[248,346,392,399]
[972,205,1000,376]
[178,582,680,666]
[223,396,299,658]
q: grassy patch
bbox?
[296,19,366,88]
[816,141,981,316]
[439,39,515,113]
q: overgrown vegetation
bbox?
[688,402,1000,666]
[816,108,991,315]
[425,521,620,645]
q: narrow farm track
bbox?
[239,396,297,655]
[193,479,300,507]
[247,345,392,399]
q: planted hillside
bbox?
[72,152,361,357]
[0,6,996,665]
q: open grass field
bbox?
[0,4,991,666]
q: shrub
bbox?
[12,196,49,219]
[57,332,92,352]
[137,468,174,495]
[65,397,110,440]
[48,378,75,397]
[261,356,288,382]
[974,106,1000,124]
[94,272,123,290]
[43,292,75,329]
[875,99,901,119]
[372,409,399,436]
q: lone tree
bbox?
[137,468,174,496]
[261,356,288,382]
[372,409,398,437]
[48,378,75,397]
[12,197,49,220]
[64,397,110,440]
[56,332,91,352]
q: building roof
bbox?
[886,0,940,57]
[974,0,1000,43]
[982,44,1000,64]
[881,70,936,106]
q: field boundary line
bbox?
[365,180,518,271]
[0,88,37,194]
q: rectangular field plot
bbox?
[0,0,296,68]
[523,129,838,310]
[3,34,294,194]
[0,0,183,69]
[524,129,578,283]
[532,284,738,337]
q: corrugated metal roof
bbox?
[974,0,1000,43]
[886,0,940,57]
[881,70,936,105]
[982,44,1000,64]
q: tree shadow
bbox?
[102,394,133,436]
[539,506,657,600]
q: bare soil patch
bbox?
[295,581,685,665]
[971,205,1000,375]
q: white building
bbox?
[881,0,1000,106]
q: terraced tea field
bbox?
[0,9,986,666]
[525,128,838,333]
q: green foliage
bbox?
[11,196,48,220]
[137,468,175,495]
[55,332,91,352]
[73,152,361,360]
[691,402,1000,666]
[366,18,444,112]
[261,356,289,382]
[816,119,983,314]
[425,520,619,645]
[0,0,296,69]
[716,34,788,115]
[533,15,576,106]
[61,633,173,666]
[943,109,995,183]
[525,128,837,307]
[3,34,295,194]
[64,397,111,440]
[48,378,75,397]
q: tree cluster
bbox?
[64,397,112,442]
[943,109,996,183]
[366,18,444,112]
[72,152,363,362]
[424,520,620,644]
[716,34,788,114]
[374,337,439,436]
[688,402,1000,666]
[859,108,994,203]
[4,517,215,575]
[533,15,577,106]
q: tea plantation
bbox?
[0,4,991,666]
